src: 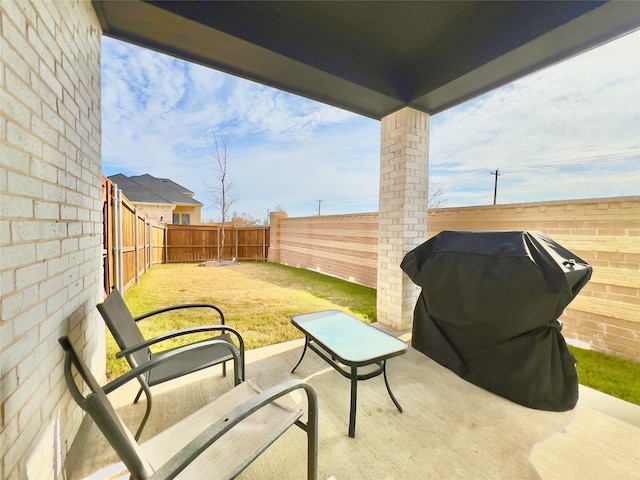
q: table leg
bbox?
[383,360,403,413]
[291,337,309,374]
[349,366,358,438]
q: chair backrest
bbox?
[97,289,149,368]
[58,336,154,479]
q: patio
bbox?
[66,327,639,480]
[5,2,640,478]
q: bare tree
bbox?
[204,133,238,260]
[428,181,448,209]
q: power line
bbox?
[500,152,636,173]
[437,152,637,189]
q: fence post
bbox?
[164,226,168,264]
[146,218,150,271]
[112,184,118,292]
[217,227,220,260]
[134,208,139,283]
[115,187,124,292]
[267,211,287,263]
[235,227,239,260]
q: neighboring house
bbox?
[108,173,203,225]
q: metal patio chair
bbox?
[97,288,245,439]
[59,336,318,480]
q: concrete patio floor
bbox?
[66,327,640,480]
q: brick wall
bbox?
[134,203,173,226]
[1,1,103,478]
[273,196,639,361]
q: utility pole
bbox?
[491,169,500,205]
[317,199,323,215]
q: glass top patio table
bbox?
[291,310,407,437]
[292,310,407,365]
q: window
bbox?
[172,213,179,224]
[181,214,190,225]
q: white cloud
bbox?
[430,31,640,205]
[101,36,379,220]
[102,30,640,219]
[224,81,354,139]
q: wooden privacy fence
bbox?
[104,177,637,360]
[103,176,166,295]
[103,176,270,294]
[270,196,640,361]
[166,224,270,263]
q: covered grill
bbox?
[401,230,592,411]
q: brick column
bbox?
[377,108,430,330]
[267,211,288,263]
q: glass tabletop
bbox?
[292,310,407,364]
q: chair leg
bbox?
[305,384,319,480]
[222,360,227,378]
[133,387,143,404]
[133,382,153,441]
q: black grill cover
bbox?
[400,231,592,411]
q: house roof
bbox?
[93,1,640,119]
[109,173,203,206]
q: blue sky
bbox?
[101,30,639,222]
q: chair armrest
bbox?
[115,325,244,359]
[103,339,243,395]
[150,379,319,480]
[116,325,245,382]
[134,304,225,325]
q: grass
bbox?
[107,263,640,406]
[106,262,376,378]
[569,345,640,405]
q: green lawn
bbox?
[109,263,639,405]
[107,263,375,378]
[569,345,640,405]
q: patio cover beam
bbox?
[93,1,640,119]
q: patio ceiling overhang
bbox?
[93,1,640,119]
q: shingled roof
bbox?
[109,173,203,206]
